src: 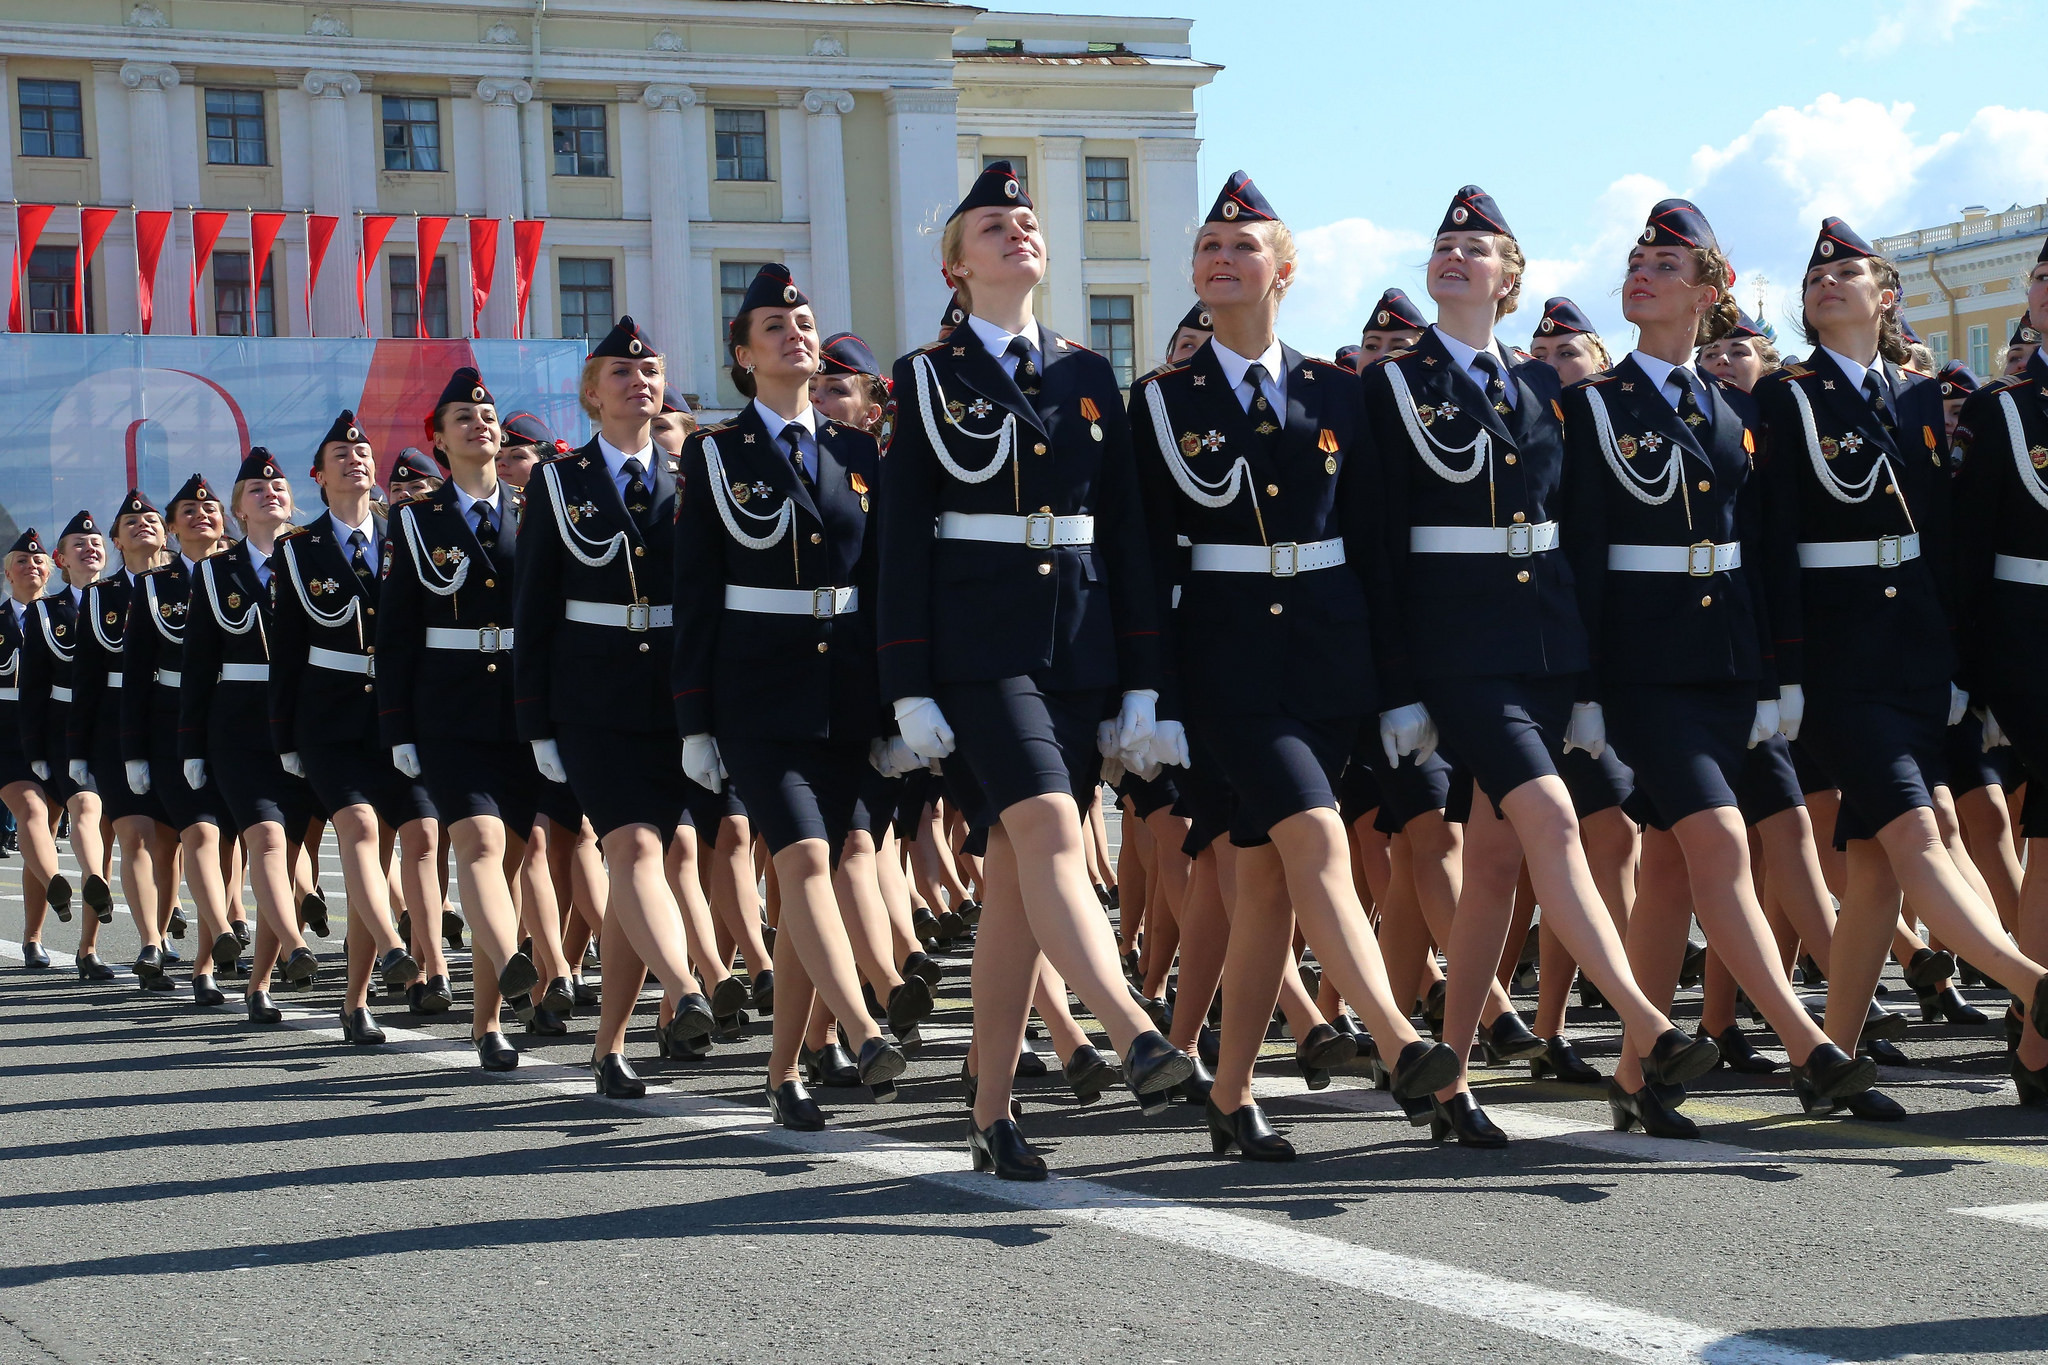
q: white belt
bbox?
[1993,554,2048,587]
[1188,539,1346,577]
[49,685,71,703]
[219,663,269,683]
[1608,541,1742,576]
[1411,522,1559,557]
[154,669,181,688]
[937,510,1095,549]
[724,585,858,618]
[306,646,374,676]
[565,599,672,631]
[425,625,514,653]
[106,674,122,689]
[1796,533,1920,570]
[0,687,15,701]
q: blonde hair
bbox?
[1188,219,1299,303]
[941,215,973,314]
[579,351,667,420]
[1496,236,1525,320]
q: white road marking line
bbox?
[0,934,1852,1365]
[1952,1201,2048,1230]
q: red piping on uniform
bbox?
[878,638,925,651]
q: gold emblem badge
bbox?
[1617,435,1638,458]
[1324,455,1338,474]
[2032,445,2048,470]
[105,611,117,626]
[1819,436,1839,460]
[732,482,752,504]
[430,548,448,566]
[1417,403,1436,427]
[1179,432,1202,459]
[227,593,241,609]
[1254,422,1279,436]
[947,400,967,423]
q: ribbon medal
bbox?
[1080,396,1103,442]
[1317,429,1339,473]
[850,470,870,512]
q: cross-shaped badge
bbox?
[1201,431,1225,452]
[743,434,755,444]
[1620,383,1634,393]
[1822,380,1835,391]
[1842,432,1864,453]
[967,398,993,419]
[1640,433,1665,452]
[1300,368,1314,381]
[1437,402,1459,422]
[952,347,967,358]
[1191,375,1206,386]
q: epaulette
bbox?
[702,420,741,436]
[1052,336,1096,355]
[1982,373,2028,393]
[539,448,577,465]
[277,526,313,542]
[88,571,122,589]
[1509,346,1534,363]
[1778,362,1812,379]
[1571,372,1619,390]
[138,561,180,580]
[1299,355,1349,373]
[916,339,949,354]
[391,491,429,509]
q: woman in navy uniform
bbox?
[513,317,751,1098]
[69,490,180,987]
[1949,236,2048,1099]
[1362,185,1721,1146]
[1560,201,1875,1133]
[270,418,426,1043]
[1128,171,1459,1161]
[180,449,323,1020]
[1698,310,1778,392]
[20,510,119,977]
[1757,218,2048,1116]
[1357,287,1427,364]
[672,265,916,1128]
[877,160,1190,1179]
[1,529,77,969]
[380,369,570,1071]
[1162,302,1214,370]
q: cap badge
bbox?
[1376,311,1389,325]
[1198,311,1212,327]
[1819,241,1835,258]
[1003,180,1018,200]
[1539,319,1554,334]
[628,338,643,356]
[1451,206,1468,225]
[783,285,799,304]
[346,426,361,442]
[1222,201,1239,220]
[1640,228,1655,243]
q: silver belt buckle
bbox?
[364,654,376,679]
[477,625,502,653]
[1506,523,1534,557]
[1025,511,1055,550]
[626,602,651,632]
[812,587,837,619]
[1688,541,1717,577]
[1877,535,1903,569]
[1269,542,1299,577]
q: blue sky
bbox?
[983,0,2048,357]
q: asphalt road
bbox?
[2,841,2045,1365]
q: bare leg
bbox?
[833,830,905,998]
[968,829,1044,1129]
[114,815,167,949]
[1165,844,1229,1056]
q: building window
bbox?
[558,258,614,339]
[381,96,441,172]
[1089,294,1135,387]
[984,154,1028,196]
[1968,324,1991,376]
[720,261,773,344]
[1086,157,1131,222]
[204,89,267,166]
[388,254,450,338]
[1929,331,1949,368]
[211,251,276,336]
[18,79,84,159]
[714,109,769,181]
[551,104,608,178]
[26,245,88,333]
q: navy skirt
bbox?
[1603,682,1751,832]
[417,737,545,837]
[1421,673,1577,818]
[88,724,167,825]
[1117,768,1181,822]
[212,741,319,831]
[851,767,904,841]
[556,721,683,841]
[935,675,1105,828]
[149,723,233,833]
[1735,735,1806,826]
[1797,684,1950,847]
[302,739,434,831]
[1979,690,2048,839]
[722,735,866,859]
[1172,730,1236,857]
[1193,712,1355,848]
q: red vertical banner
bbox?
[511,219,545,340]
[134,209,173,335]
[304,213,338,337]
[75,207,119,335]
[357,214,397,337]
[467,217,499,339]
[188,209,231,334]
[414,216,449,339]
[8,204,56,332]
[249,211,287,337]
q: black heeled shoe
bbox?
[1859,1001,1907,1044]
[1172,1055,1214,1105]
[912,907,942,950]
[412,974,454,1015]
[1428,1092,1508,1148]
[904,951,944,989]
[936,909,969,945]
[1918,984,1987,1026]
[1709,1025,1782,1075]
[1576,971,1609,1013]
[592,1052,646,1097]
[82,874,113,924]
[1477,1010,1547,1064]
[1293,1022,1358,1091]
[1328,1013,1360,1040]
[75,952,116,982]
[666,992,716,1050]
[1206,1098,1295,1161]
[1608,1079,1699,1138]
[538,976,576,1014]
[524,1006,569,1037]
[375,946,420,990]
[209,932,240,974]
[160,941,182,964]
[1792,1042,1875,1105]
[1120,946,1141,982]
[340,1006,385,1046]
[1530,1035,1603,1084]
[1389,1038,1462,1099]
[1797,952,1826,986]
[475,1031,519,1072]
[300,891,330,938]
[1862,1036,1910,1067]
[231,917,252,948]
[45,872,73,923]
[710,974,751,1033]
[1014,1037,1048,1078]
[497,951,540,1000]
[1126,980,1171,1032]
[1901,947,1956,997]
[133,945,163,979]
[280,947,319,986]
[768,1079,826,1131]
[442,910,465,951]
[887,976,934,1035]
[2032,973,2048,1041]
[1794,1072,1906,1119]
[1063,1044,1118,1105]
[961,1059,1024,1120]
[192,974,225,1008]
[1123,1030,1195,1114]
[1420,979,1447,1036]
[246,990,281,1024]
[749,969,775,1015]
[1677,941,1706,989]
[2013,1056,2048,1106]
[967,1118,1047,1181]
[19,940,50,970]
[571,975,601,1009]
[1196,1023,1220,1070]
[857,1036,907,1095]
[1640,1028,1720,1087]
[804,1042,861,1087]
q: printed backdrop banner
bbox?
[0,336,590,545]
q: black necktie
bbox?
[251,553,269,590]
[1244,368,1281,440]
[347,530,374,591]
[621,457,650,520]
[1675,371,1709,433]
[1473,352,1510,414]
[782,427,812,490]
[472,501,498,555]
[1862,372,1895,431]
[1006,336,1040,396]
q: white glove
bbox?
[1747,699,1780,750]
[682,733,725,793]
[126,759,151,795]
[30,760,49,782]
[183,759,207,791]
[1378,702,1439,766]
[1146,718,1191,770]
[868,735,917,779]
[892,696,956,761]
[531,738,566,784]
[1563,702,1606,759]
[1981,708,2011,751]
[1777,684,1804,742]
[280,751,304,778]
[392,743,421,779]
[1116,689,1158,756]
[1948,683,1969,727]
[67,759,88,787]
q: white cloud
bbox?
[1283,216,1431,350]
[1846,0,1987,57]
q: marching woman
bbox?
[1162,302,1215,370]
[1697,310,1779,392]
[1949,236,2048,1099]
[672,266,915,1128]
[69,490,179,987]
[1362,186,1722,1145]
[877,160,1191,1179]
[1130,171,1461,1160]
[1757,218,2048,1115]
[20,511,119,977]
[1560,200,1875,1133]
[180,449,322,1019]
[270,416,425,1043]
[513,318,751,1097]
[1357,288,1427,363]
[2,529,77,969]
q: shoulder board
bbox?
[391,491,430,509]
[1298,356,1348,373]
[1579,372,1620,388]
[1362,349,1408,368]
[1778,362,1812,379]
[1053,335,1097,355]
[916,339,949,354]
[1509,346,1533,363]
[538,448,579,466]
[138,563,179,581]
[703,420,741,435]
[277,526,313,542]
[1148,362,1191,381]
[88,572,122,589]
[1983,374,2028,393]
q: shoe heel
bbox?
[1208,1118,1235,1156]
[1428,1111,1450,1143]
[1609,1100,1637,1133]
[970,1141,993,1173]
[1529,1059,1549,1080]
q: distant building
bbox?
[1880,202,2046,377]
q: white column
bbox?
[956,132,979,199]
[641,84,697,362]
[776,89,808,224]
[302,69,361,337]
[474,77,530,338]
[884,86,959,354]
[0,58,12,203]
[1139,137,1201,366]
[519,92,550,219]
[120,61,183,333]
[802,88,854,331]
[1035,135,1086,340]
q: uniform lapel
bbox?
[943,326,1048,439]
[1809,350,1900,462]
[736,403,820,527]
[1277,344,1317,469]
[1422,328,1514,449]
[1189,340,1261,456]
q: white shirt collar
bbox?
[327,509,376,546]
[1820,345,1881,394]
[1432,325,1513,377]
[1626,351,1701,410]
[965,313,1037,364]
[451,479,502,522]
[596,432,657,483]
[751,400,818,447]
[1210,336,1284,393]
[180,552,201,574]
